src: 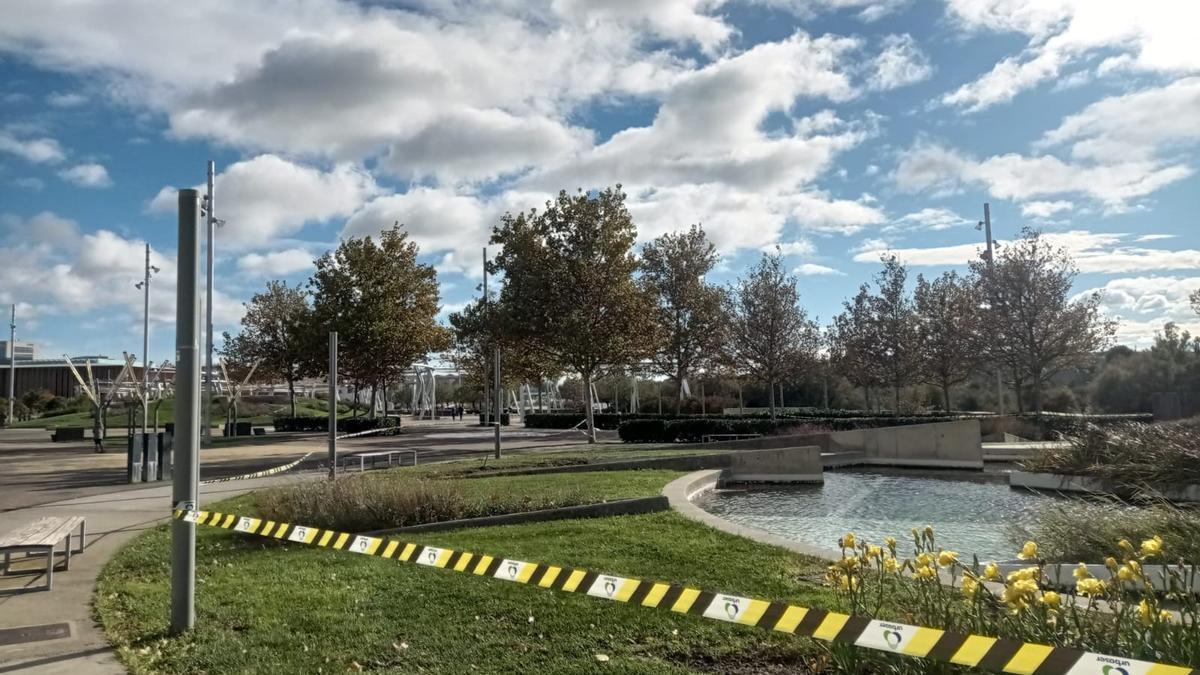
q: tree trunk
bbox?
[369,384,377,419]
[582,371,596,444]
[941,376,952,413]
[768,377,777,421]
[1032,369,1043,415]
[779,382,785,411]
[738,380,744,414]
[353,385,361,418]
[893,384,901,415]
[861,385,870,412]
[1013,374,1025,414]
[382,383,388,418]
[700,379,706,417]
[675,368,684,414]
[287,376,297,417]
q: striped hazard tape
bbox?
[174,508,1197,675]
[199,451,314,485]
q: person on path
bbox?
[92,408,105,453]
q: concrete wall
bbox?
[831,419,983,469]
[725,445,822,483]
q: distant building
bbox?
[0,356,165,399]
[0,340,38,363]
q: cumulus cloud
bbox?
[149,154,379,248]
[894,140,1192,211]
[59,162,112,188]
[46,91,86,107]
[1078,276,1200,346]
[942,0,1200,111]
[236,248,315,277]
[854,230,1200,275]
[795,263,845,276]
[890,207,971,231]
[867,34,933,90]
[0,130,65,163]
[1020,200,1073,219]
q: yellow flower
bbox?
[1128,559,1142,574]
[1118,539,1134,553]
[983,563,1001,581]
[1076,578,1105,596]
[1006,566,1039,584]
[1018,541,1039,560]
[1117,565,1135,582]
[1159,610,1172,623]
[1140,536,1163,558]
[1040,591,1061,609]
[1137,599,1154,626]
[841,532,856,549]
[839,575,858,591]
[1072,563,1092,580]
[916,565,937,580]
[883,557,899,574]
[1104,556,1118,570]
[916,552,936,568]
[962,576,980,598]
[923,525,934,540]
[866,545,882,560]
[1002,579,1039,610]
[884,536,897,550]
[938,551,959,567]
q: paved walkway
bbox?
[0,473,316,673]
[0,421,601,673]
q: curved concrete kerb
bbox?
[662,470,841,561]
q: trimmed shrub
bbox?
[271,415,402,435]
[616,419,672,443]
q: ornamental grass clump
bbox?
[1023,421,1200,488]
[826,527,1199,671]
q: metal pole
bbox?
[142,243,151,436]
[203,161,215,447]
[170,188,201,634]
[494,346,502,459]
[328,331,338,479]
[481,247,489,426]
[6,305,14,426]
[983,203,1004,416]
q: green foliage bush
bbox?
[271,415,401,435]
[1022,421,1200,487]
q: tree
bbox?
[971,229,1116,414]
[448,297,558,409]
[310,224,451,415]
[868,255,920,412]
[726,251,820,421]
[221,280,312,417]
[490,186,658,442]
[640,225,728,413]
[914,270,983,412]
[830,285,882,411]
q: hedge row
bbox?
[616,415,981,443]
[272,416,402,434]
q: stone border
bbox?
[466,453,732,478]
[1010,471,1200,502]
[661,470,840,561]
[363,496,669,536]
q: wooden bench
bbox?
[0,517,86,591]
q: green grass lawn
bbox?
[95,470,838,674]
[406,446,717,478]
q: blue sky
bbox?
[1,0,1198,366]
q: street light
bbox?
[135,243,161,435]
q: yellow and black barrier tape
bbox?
[198,452,314,485]
[174,508,1196,675]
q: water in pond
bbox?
[694,470,1048,561]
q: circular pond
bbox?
[693,469,1047,561]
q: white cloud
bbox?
[854,230,1200,275]
[236,248,315,277]
[867,34,932,90]
[1136,234,1175,242]
[1079,275,1200,346]
[550,0,733,52]
[751,0,909,22]
[894,141,1192,211]
[59,162,112,188]
[794,263,845,276]
[3,211,82,248]
[13,177,45,191]
[1037,77,1200,163]
[942,0,1200,111]
[891,207,971,231]
[1020,200,1073,219]
[149,154,379,248]
[0,130,64,163]
[46,91,86,107]
[769,239,817,257]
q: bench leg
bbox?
[45,547,53,591]
[2,551,9,574]
[63,535,71,571]
[77,521,86,554]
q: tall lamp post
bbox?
[6,305,14,427]
[202,161,217,447]
[976,203,1004,416]
[135,243,161,435]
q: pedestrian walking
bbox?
[92,409,105,453]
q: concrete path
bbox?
[0,473,322,673]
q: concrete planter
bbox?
[1009,471,1200,502]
